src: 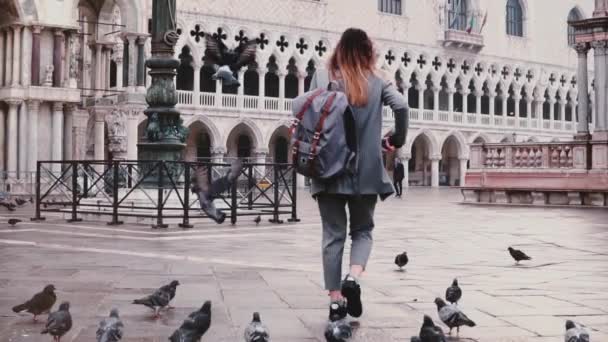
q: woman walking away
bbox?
[309,28,409,322]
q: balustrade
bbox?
[438,111,449,122]
[474,142,581,170]
[422,110,434,121]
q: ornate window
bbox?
[506,0,523,37]
[379,0,402,15]
[568,8,582,46]
[447,0,467,31]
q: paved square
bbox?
[0,188,607,341]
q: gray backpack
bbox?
[289,83,357,181]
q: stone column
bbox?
[127,36,137,90]
[576,43,590,135]
[593,40,607,131]
[27,100,40,171]
[402,157,410,188]
[475,90,482,115]
[121,38,129,88]
[6,100,21,175]
[255,150,268,175]
[459,158,468,186]
[402,84,409,104]
[430,157,440,188]
[278,71,286,110]
[116,56,123,89]
[31,26,42,86]
[94,44,102,96]
[53,30,65,87]
[21,26,31,87]
[0,28,5,86]
[258,67,267,110]
[237,69,245,108]
[63,32,72,87]
[51,102,64,172]
[18,101,28,177]
[549,99,556,124]
[211,147,226,163]
[462,90,469,114]
[127,110,140,160]
[502,95,508,118]
[514,94,521,118]
[63,104,74,161]
[298,72,305,95]
[72,109,89,161]
[417,86,424,111]
[193,63,201,106]
[11,25,22,86]
[526,97,533,126]
[93,110,105,171]
[559,99,567,122]
[447,88,455,113]
[489,92,496,117]
[136,36,146,89]
[432,86,440,115]
[5,28,12,86]
[0,106,4,172]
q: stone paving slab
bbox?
[0,188,607,341]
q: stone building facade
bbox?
[0,0,596,191]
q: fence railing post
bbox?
[31,161,45,221]
[153,161,168,229]
[83,164,89,198]
[247,164,253,210]
[108,161,123,226]
[68,161,82,222]
[270,165,283,223]
[288,166,299,222]
[230,166,238,224]
[179,163,193,228]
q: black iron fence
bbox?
[31,160,299,228]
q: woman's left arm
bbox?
[381,81,409,148]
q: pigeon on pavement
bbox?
[445,278,462,305]
[13,284,57,322]
[434,297,476,335]
[8,218,22,226]
[41,302,72,342]
[159,280,180,309]
[508,246,532,264]
[565,320,590,342]
[169,301,212,342]
[96,308,124,342]
[324,319,352,342]
[204,34,257,87]
[132,285,172,318]
[394,251,408,270]
[15,198,27,206]
[254,215,261,226]
[244,312,270,342]
[411,315,446,342]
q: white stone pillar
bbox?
[402,85,409,104]
[193,64,201,107]
[0,106,4,172]
[21,25,32,87]
[116,57,123,89]
[127,110,139,160]
[258,67,267,110]
[297,174,306,188]
[63,104,74,161]
[549,99,556,125]
[575,43,590,134]
[432,87,440,115]
[0,29,5,86]
[11,25,22,86]
[475,91,482,115]
[447,88,454,113]
[489,92,496,117]
[27,100,40,172]
[526,97,533,126]
[278,71,286,110]
[459,158,468,186]
[403,157,410,188]
[559,99,567,122]
[5,28,12,86]
[462,90,469,114]
[502,95,508,118]
[6,100,21,175]
[18,101,28,178]
[514,95,521,118]
[298,72,305,95]
[95,44,102,96]
[237,69,245,108]
[430,157,440,188]
[417,86,424,110]
[593,40,607,131]
[94,110,105,172]
[51,102,64,172]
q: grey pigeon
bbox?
[132,285,172,318]
[97,308,124,342]
[565,320,590,342]
[8,218,22,226]
[324,319,352,342]
[169,301,212,342]
[411,315,446,342]
[394,251,408,270]
[204,33,257,87]
[508,246,532,264]
[254,215,261,225]
[159,280,180,308]
[190,159,242,224]
[244,312,270,342]
[434,297,475,335]
[13,284,57,322]
[445,278,462,305]
[41,301,72,342]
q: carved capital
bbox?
[211,147,226,155]
[591,40,608,55]
[136,35,148,45]
[31,25,43,34]
[574,42,590,55]
[6,99,23,108]
[52,102,64,112]
[27,99,41,111]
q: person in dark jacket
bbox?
[393,158,405,197]
[309,28,409,322]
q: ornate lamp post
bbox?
[138,0,187,179]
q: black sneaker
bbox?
[328,300,347,322]
[341,275,362,318]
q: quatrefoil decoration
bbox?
[212,27,227,41]
[296,38,308,55]
[235,30,248,44]
[276,35,289,52]
[176,28,182,36]
[257,33,269,50]
[401,52,411,67]
[190,24,204,43]
[315,40,327,57]
[385,50,395,65]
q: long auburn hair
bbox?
[328,28,377,107]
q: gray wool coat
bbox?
[309,68,409,200]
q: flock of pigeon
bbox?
[11,280,268,342]
[393,247,591,342]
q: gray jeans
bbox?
[317,194,377,291]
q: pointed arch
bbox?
[469,132,492,144]
[183,115,222,149]
[440,130,469,159]
[406,129,440,158]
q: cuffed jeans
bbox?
[317,194,377,291]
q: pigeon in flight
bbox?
[445,278,462,305]
[204,33,257,87]
[254,215,261,226]
[13,284,57,322]
[8,218,22,226]
[96,308,124,342]
[394,251,408,270]
[191,159,242,224]
[508,246,532,264]
[411,315,446,342]
[244,312,270,342]
[132,284,172,318]
[565,320,590,342]
[41,301,72,342]
[15,198,28,206]
[169,301,212,342]
[434,297,476,335]
[324,319,352,342]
